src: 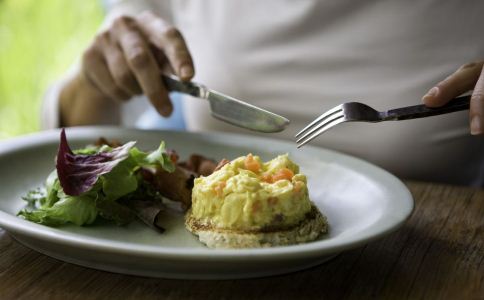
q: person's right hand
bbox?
[80,11,194,117]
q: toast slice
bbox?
[185,203,328,248]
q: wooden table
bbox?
[0,181,482,299]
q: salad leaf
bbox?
[43,170,60,207]
[117,180,166,231]
[19,190,98,226]
[95,197,135,225]
[129,142,175,173]
[146,142,176,173]
[22,171,60,208]
[102,160,138,200]
[19,130,177,228]
[56,129,135,196]
[21,188,46,207]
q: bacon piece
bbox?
[214,159,230,171]
[141,165,196,210]
[94,137,122,148]
[141,153,227,210]
[178,154,221,176]
[166,149,179,164]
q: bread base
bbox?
[185,203,328,248]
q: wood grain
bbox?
[0,181,482,300]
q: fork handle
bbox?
[383,95,471,121]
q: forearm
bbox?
[59,72,121,127]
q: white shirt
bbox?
[43,0,484,186]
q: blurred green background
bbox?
[0,0,103,139]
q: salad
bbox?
[18,129,215,232]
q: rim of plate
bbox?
[0,127,414,261]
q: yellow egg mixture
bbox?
[191,154,312,230]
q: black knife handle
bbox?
[384,95,470,121]
[161,74,201,97]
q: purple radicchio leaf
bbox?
[56,129,136,196]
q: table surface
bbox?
[0,181,482,299]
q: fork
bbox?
[295,95,471,148]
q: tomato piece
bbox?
[214,181,226,197]
[261,173,273,183]
[244,154,261,173]
[272,168,294,182]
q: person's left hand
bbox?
[422,61,483,135]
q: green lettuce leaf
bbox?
[43,170,60,207]
[18,191,98,226]
[21,188,46,207]
[102,160,138,200]
[146,142,175,172]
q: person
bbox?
[42,0,484,186]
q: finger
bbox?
[470,65,484,135]
[151,45,175,74]
[100,30,141,96]
[136,11,194,81]
[82,41,130,102]
[111,16,173,116]
[423,61,484,107]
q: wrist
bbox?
[59,72,120,126]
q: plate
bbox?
[0,127,413,279]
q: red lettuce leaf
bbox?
[56,129,135,196]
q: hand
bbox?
[80,11,194,117]
[422,61,483,135]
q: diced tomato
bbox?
[272,168,294,182]
[244,153,261,173]
[261,173,273,183]
[214,181,226,197]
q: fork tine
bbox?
[296,116,345,148]
[295,105,343,138]
[296,111,344,144]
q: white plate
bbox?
[0,127,413,279]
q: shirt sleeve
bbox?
[40,62,79,129]
[40,0,172,130]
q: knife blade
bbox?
[162,75,289,132]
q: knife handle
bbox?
[161,74,201,98]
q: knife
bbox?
[162,75,289,133]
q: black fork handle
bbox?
[383,95,470,121]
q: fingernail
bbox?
[160,104,173,117]
[423,87,439,100]
[180,65,193,79]
[470,115,482,135]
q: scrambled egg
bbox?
[191,154,312,230]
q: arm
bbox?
[59,72,120,126]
